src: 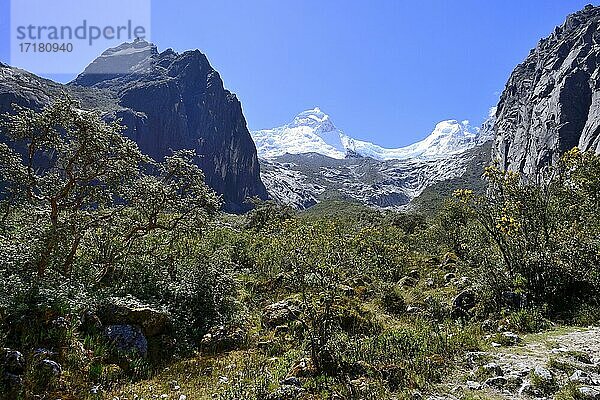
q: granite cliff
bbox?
[494,4,600,173]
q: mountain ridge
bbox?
[0,40,268,212]
[252,107,494,161]
[256,109,495,210]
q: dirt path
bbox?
[432,327,600,399]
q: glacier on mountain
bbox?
[251,107,494,161]
[252,107,495,210]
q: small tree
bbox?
[0,96,220,280]
[0,96,148,276]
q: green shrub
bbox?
[454,149,600,317]
[506,309,550,333]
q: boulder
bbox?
[579,386,600,400]
[500,331,522,346]
[481,319,495,332]
[452,290,476,319]
[262,301,300,328]
[484,376,507,388]
[80,310,103,333]
[38,359,61,376]
[570,370,593,384]
[533,366,553,381]
[97,296,171,338]
[201,325,245,353]
[482,362,503,377]
[506,374,524,390]
[1,349,25,375]
[466,351,490,368]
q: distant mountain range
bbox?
[252,107,494,161]
[253,109,495,210]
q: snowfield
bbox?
[251,107,494,161]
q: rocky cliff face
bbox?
[0,41,267,212]
[494,5,600,173]
[260,145,490,211]
[71,40,267,212]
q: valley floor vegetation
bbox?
[1,98,599,399]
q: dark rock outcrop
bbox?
[1,349,25,375]
[494,5,600,173]
[104,324,148,357]
[0,39,267,212]
[71,40,267,212]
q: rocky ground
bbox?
[432,327,600,399]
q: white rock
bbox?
[466,380,481,390]
[533,366,553,382]
[579,386,600,399]
[570,370,592,384]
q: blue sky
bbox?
[0,1,596,146]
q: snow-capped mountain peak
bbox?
[289,107,335,131]
[252,108,347,159]
[251,108,493,161]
